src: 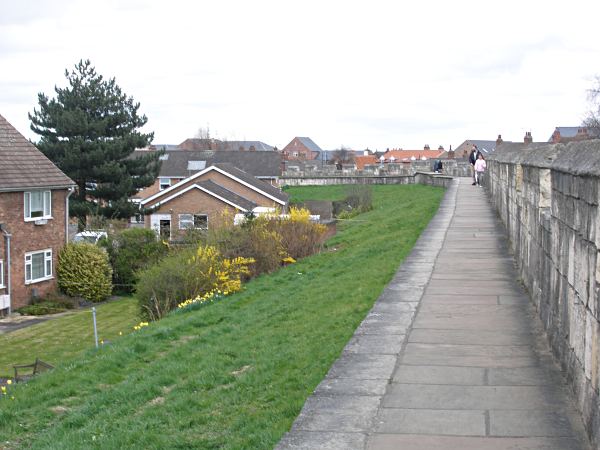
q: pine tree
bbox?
[29,59,162,227]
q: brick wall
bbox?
[147,188,238,238]
[487,141,600,447]
[0,189,69,310]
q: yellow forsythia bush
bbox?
[268,207,327,259]
[58,243,113,302]
[136,244,254,321]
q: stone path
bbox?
[277,178,591,450]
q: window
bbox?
[0,260,4,288]
[24,191,51,220]
[159,178,171,190]
[179,214,208,230]
[25,249,52,284]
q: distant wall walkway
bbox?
[281,172,453,188]
[487,140,600,448]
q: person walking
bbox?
[468,145,479,185]
[474,152,486,187]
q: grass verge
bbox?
[0,297,139,378]
[0,184,444,449]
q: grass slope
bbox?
[0,298,139,378]
[0,184,444,449]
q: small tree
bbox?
[29,59,162,228]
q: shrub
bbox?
[333,185,373,218]
[106,228,168,293]
[17,301,68,316]
[58,243,113,302]
[209,217,285,277]
[268,207,327,259]
[136,245,254,321]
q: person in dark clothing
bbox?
[469,145,481,185]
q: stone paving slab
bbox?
[366,435,584,450]
[392,364,486,385]
[489,410,575,437]
[374,408,486,435]
[408,328,533,346]
[278,431,366,450]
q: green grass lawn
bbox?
[0,297,139,378]
[0,184,444,449]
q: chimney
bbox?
[438,145,444,151]
[448,145,455,159]
[424,144,430,150]
[551,128,561,143]
[524,131,533,144]
[496,134,503,146]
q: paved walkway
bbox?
[277,178,591,450]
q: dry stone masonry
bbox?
[487,140,600,447]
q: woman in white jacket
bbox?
[474,153,486,187]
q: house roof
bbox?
[197,180,257,211]
[453,139,499,158]
[212,163,289,204]
[143,179,258,212]
[550,127,580,140]
[297,137,323,153]
[355,155,378,169]
[141,163,288,206]
[224,141,275,151]
[382,149,445,161]
[0,113,75,191]
[134,149,282,178]
[172,138,275,151]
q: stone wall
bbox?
[281,172,454,189]
[283,159,472,178]
[486,140,600,447]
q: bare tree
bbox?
[195,125,211,140]
[583,77,600,136]
[331,146,355,167]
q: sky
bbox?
[2,0,600,151]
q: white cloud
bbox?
[1,0,600,150]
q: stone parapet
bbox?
[486,140,600,447]
[281,172,454,189]
[283,159,472,178]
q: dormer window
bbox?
[159,178,171,191]
[24,191,51,220]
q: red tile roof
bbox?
[355,155,378,169]
[0,114,74,191]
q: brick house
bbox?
[0,114,75,314]
[281,137,322,161]
[139,163,288,240]
[549,126,598,143]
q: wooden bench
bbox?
[13,358,54,383]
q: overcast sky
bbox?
[2,0,600,151]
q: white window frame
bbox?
[179,213,208,230]
[24,190,52,221]
[159,178,171,191]
[25,249,53,284]
[0,260,4,288]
